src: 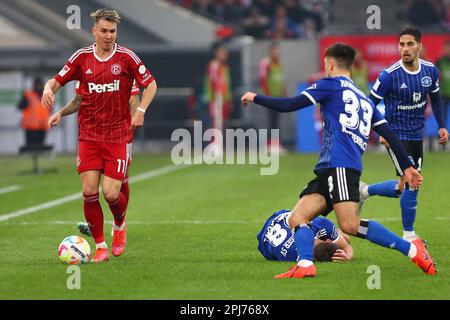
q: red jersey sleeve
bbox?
[54,49,84,86]
[120,46,154,88]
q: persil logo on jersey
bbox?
[88,80,120,93]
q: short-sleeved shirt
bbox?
[300,76,387,173]
[75,79,140,143]
[257,209,340,262]
[370,59,440,140]
[55,43,154,143]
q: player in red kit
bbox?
[48,80,140,238]
[42,9,157,262]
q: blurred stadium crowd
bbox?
[0,0,449,157]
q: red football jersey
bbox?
[55,43,154,143]
[75,79,140,143]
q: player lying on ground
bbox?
[48,82,141,238]
[257,209,353,262]
[359,27,449,241]
[42,8,157,262]
[241,42,436,278]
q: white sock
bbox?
[408,243,417,259]
[113,222,126,231]
[297,259,314,267]
[403,230,416,240]
[95,241,107,249]
[363,185,369,196]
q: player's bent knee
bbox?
[103,190,120,204]
[339,222,359,236]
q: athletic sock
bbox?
[294,224,314,263]
[368,180,400,198]
[403,230,417,240]
[401,188,418,232]
[356,219,411,256]
[107,192,127,227]
[83,193,105,244]
[121,177,130,207]
[407,243,417,258]
[113,222,126,231]
[95,241,107,249]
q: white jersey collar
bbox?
[93,43,117,62]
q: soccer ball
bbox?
[58,236,91,264]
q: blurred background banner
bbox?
[320,34,450,81]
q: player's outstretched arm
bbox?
[42,79,61,110]
[373,122,423,189]
[241,91,313,112]
[130,80,157,129]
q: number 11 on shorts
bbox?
[117,159,126,174]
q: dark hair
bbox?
[324,43,356,70]
[314,242,338,262]
[399,27,422,43]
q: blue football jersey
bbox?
[370,59,440,140]
[257,209,340,262]
[301,76,386,173]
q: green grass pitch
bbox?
[0,152,449,299]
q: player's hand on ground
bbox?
[130,111,144,130]
[48,112,62,128]
[438,128,449,145]
[404,167,423,189]
[379,136,390,147]
[241,92,256,107]
[42,90,55,110]
[331,249,351,262]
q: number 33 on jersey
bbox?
[300,76,387,173]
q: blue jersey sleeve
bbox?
[371,105,387,127]
[370,70,392,100]
[311,217,339,242]
[300,78,336,106]
[430,66,440,94]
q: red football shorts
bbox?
[77,140,131,181]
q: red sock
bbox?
[121,177,130,210]
[107,192,127,227]
[83,193,104,244]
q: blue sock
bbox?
[360,220,411,256]
[401,188,418,232]
[294,225,314,261]
[368,180,399,198]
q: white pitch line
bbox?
[0,185,21,195]
[0,162,193,223]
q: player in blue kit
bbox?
[241,42,436,278]
[359,28,449,241]
[257,209,353,262]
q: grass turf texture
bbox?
[0,152,449,299]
